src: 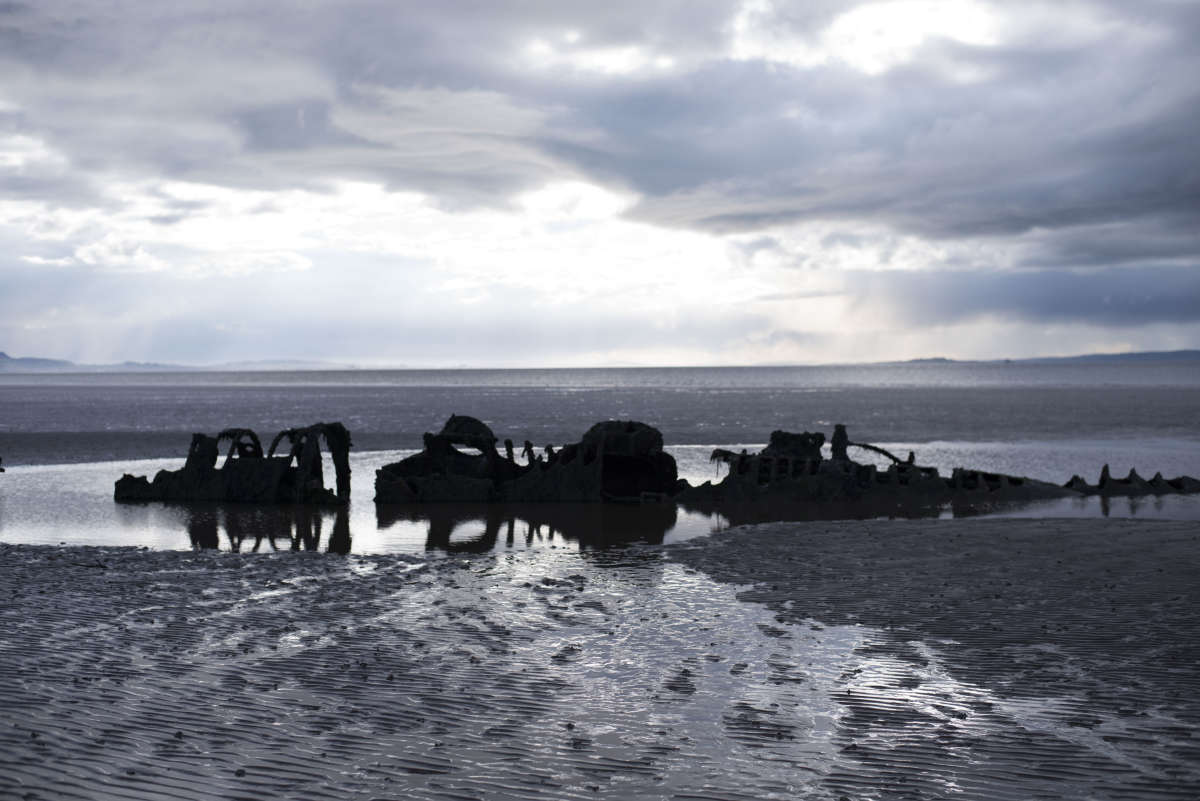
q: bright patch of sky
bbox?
[524,38,676,75]
[732,0,999,75]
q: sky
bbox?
[1,0,1198,367]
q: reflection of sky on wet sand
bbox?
[6,536,1190,799]
[491,557,861,796]
[1,539,884,798]
[668,517,1200,798]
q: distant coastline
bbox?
[1,349,1198,373]
[0,353,358,373]
[894,350,1200,366]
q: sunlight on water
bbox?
[3,364,1199,467]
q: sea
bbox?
[2,361,1199,553]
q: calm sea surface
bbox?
[2,362,1198,551]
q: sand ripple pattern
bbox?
[3,518,1198,800]
[1,542,844,800]
[671,518,1200,799]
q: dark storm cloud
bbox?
[3,1,1197,240]
[1013,217,1200,270]
[855,266,1200,328]
[625,56,1200,243]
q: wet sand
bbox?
[2,518,1198,800]
[671,518,1200,799]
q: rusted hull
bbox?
[684,426,1200,508]
[374,417,678,504]
[678,459,1078,508]
[1065,465,1200,497]
[115,423,351,505]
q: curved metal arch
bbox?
[267,428,297,458]
[266,422,353,503]
[216,428,264,461]
[709,448,740,465]
[847,441,904,465]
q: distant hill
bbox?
[0,351,75,370]
[1015,350,1200,364]
[896,350,1200,366]
[0,352,189,372]
[0,352,356,372]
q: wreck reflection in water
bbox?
[181,497,1026,555]
[163,492,1200,554]
[3,454,1197,554]
[183,504,352,554]
[376,502,683,552]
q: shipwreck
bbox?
[374,415,679,504]
[679,422,1200,508]
[1065,464,1200,497]
[114,422,351,505]
[681,426,1071,509]
[112,411,1197,515]
[376,416,1200,510]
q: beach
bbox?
[3,517,1198,800]
[6,2,1200,797]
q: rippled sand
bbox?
[671,519,1200,799]
[2,518,1198,800]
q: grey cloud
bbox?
[727,235,787,267]
[0,1,741,204]
[539,61,838,197]
[0,171,103,207]
[1,0,1199,363]
[235,102,373,152]
[143,190,215,214]
[820,232,866,249]
[4,0,1197,247]
[146,214,186,226]
[757,329,830,349]
[854,266,1200,328]
[1014,217,1200,269]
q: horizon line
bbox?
[3,348,1199,373]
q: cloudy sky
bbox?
[1,0,1197,366]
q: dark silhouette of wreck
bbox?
[682,424,1200,507]
[374,415,678,503]
[115,422,351,505]
[1065,464,1200,497]
[376,416,1200,509]
[109,412,1197,520]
